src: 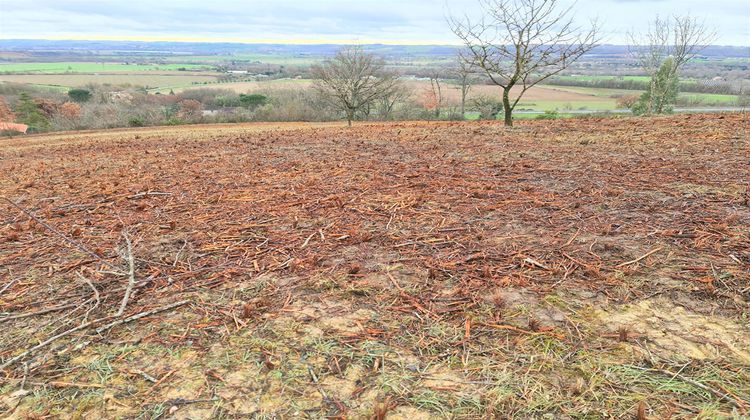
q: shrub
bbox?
[239,94,268,109]
[128,117,145,127]
[632,58,679,116]
[14,93,49,132]
[68,89,92,103]
[0,97,15,122]
[177,99,202,121]
[469,95,503,120]
[535,110,560,120]
[616,94,640,109]
[58,102,81,120]
[1,129,22,138]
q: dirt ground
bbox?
[1,114,749,418]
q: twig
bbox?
[96,300,190,334]
[117,231,137,316]
[76,271,100,319]
[617,247,663,268]
[300,232,316,249]
[1,197,118,270]
[0,270,19,296]
[524,257,551,271]
[34,381,105,389]
[1,316,112,369]
[165,397,219,406]
[127,191,172,199]
[0,302,80,323]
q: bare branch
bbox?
[311,46,404,126]
[449,0,600,126]
[116,230,137,317]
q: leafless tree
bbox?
[311,46,401,126]
[426,72,444,118]
[629,15,716,114]
[449,0,600,126]
[452,56,477,118]
[376,83,411,120]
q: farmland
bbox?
[0,62,212,73]
[1,41,747,119]
[1,115,748,418]
[0,73,221,91]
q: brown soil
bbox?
[1,114,748,418]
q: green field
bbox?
[549,86,740,106]
[0,62,213,73]
[516,99,617,111]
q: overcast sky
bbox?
[0,0,748,46]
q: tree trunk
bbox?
[647,77,656,115]
[502,87,513,127]
[346,109,354,127]
[460,89,466,120]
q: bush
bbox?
[469,95,503,120]
[128,117,145,127]
[68,89,92,103]
[177,99,202,121]
[239,94,268,109]
[0,97,15,122]
[1,129,22,138]
[632,58,678,116]
[14,93,50,132]
[616,94,640,109]
[535,110,560,120]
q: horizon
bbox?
[1,38,748,49]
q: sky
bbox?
[0,0,748,46]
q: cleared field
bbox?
[0,73,220,89]
[161,77,311,93]
[553,75,652,83]
[1,115,748,418]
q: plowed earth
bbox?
[1,115,749,418]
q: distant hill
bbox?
[0,39,748,60]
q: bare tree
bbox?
[449,0,599,126]
[629,15,715,114]
[376,83,411,120]
[425,72,444,118]
[452,56,476,118]
[311,46,401,126]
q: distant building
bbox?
[228,70,249,75]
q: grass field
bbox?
[1,115,748,418]
[0,62,213,73]
[551,86,740,106]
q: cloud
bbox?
[0,0,747,45]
